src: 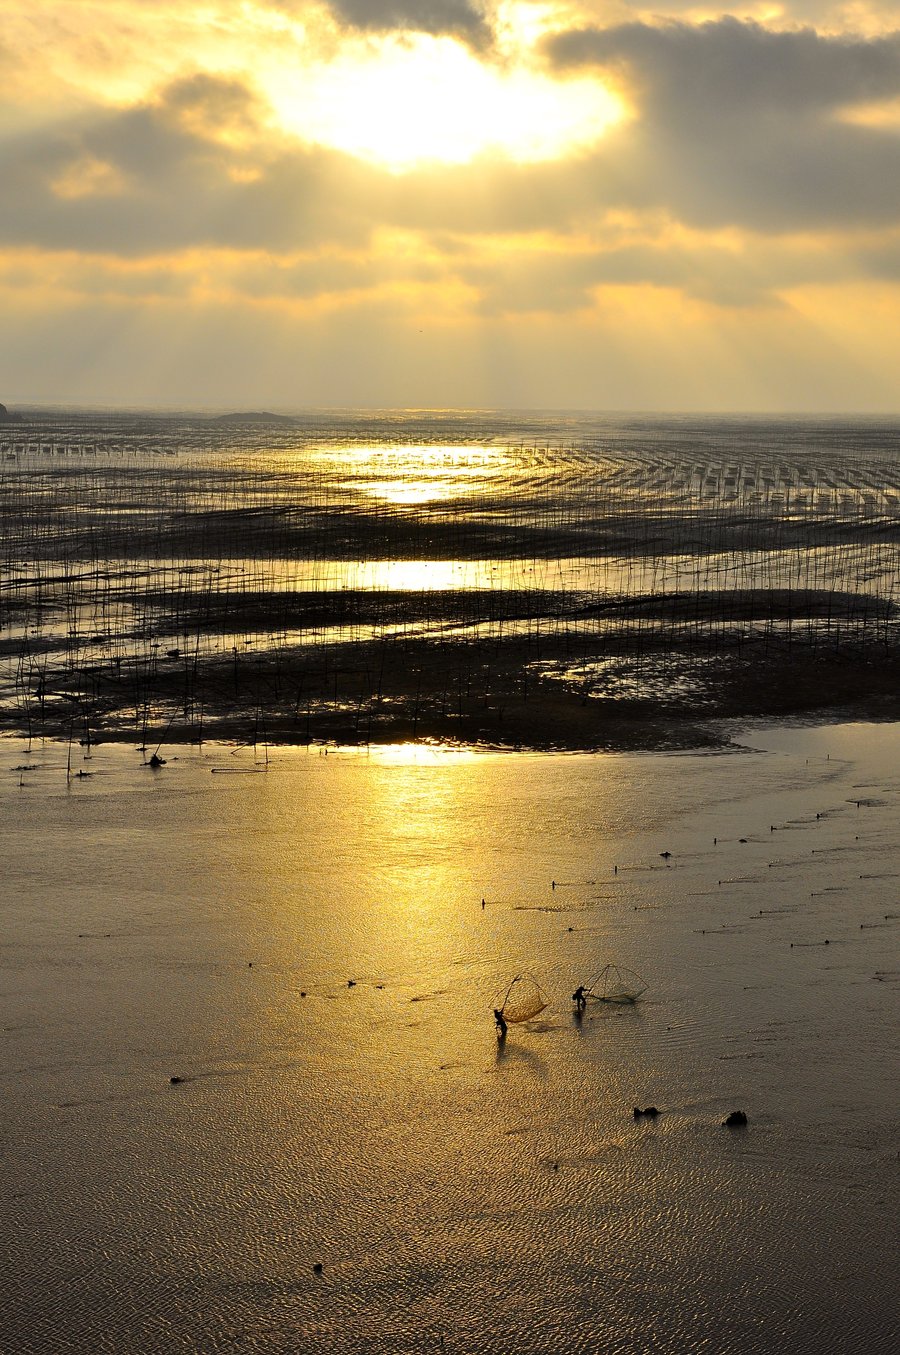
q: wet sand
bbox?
[1,723,898,1353]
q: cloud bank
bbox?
[1,4,898,409]
[327,0,491,45]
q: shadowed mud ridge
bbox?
[5,611,898,753]
[1,411,898,750]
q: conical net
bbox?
[499,973,548,1023]
[587,964,647,1003]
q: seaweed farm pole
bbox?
[412,670,422,739]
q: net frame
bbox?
[497,972,549,1023]
[586,964,648,1003]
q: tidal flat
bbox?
[1,722,898,1353]
[1,411,898,752]
[2,412,898,1351]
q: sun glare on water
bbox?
[268,35,624,170]
[315,442,513,504]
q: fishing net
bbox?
[498,973,548,1023]
[587,964,648,1003]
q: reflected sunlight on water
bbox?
[319,442,515,506]
[1,723,898,1352]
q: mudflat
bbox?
[1,411,898,752]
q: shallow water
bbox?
[1,722,898,1353]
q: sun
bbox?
[266,33,625,171]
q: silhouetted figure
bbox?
[148,752,165,767]
[572,985,587,1010]
[493,1008,508,1037]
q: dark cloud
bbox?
[159,73,263,133]
[548,17,900,116]
[291,0,492,46]
[544,19,900,231]
[0,76,383,255]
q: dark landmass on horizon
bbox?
[210,412,299,425]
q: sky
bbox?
[2,1,900,413]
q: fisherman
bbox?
[493,1008,508,1037]
[572,985,587,1010]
